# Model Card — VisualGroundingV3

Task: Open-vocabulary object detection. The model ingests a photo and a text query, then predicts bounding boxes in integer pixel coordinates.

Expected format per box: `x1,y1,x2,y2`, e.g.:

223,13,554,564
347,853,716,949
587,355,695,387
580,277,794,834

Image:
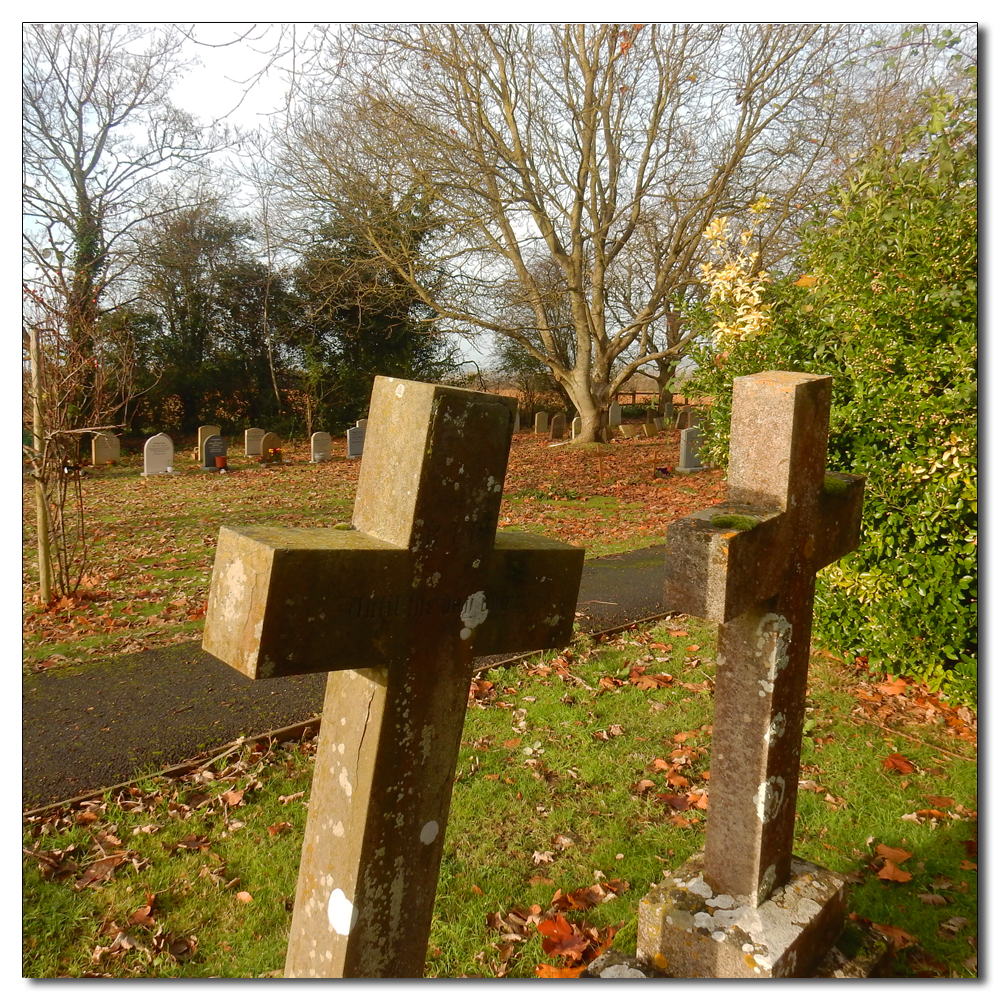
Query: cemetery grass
22,430,724,673
23,620,977,978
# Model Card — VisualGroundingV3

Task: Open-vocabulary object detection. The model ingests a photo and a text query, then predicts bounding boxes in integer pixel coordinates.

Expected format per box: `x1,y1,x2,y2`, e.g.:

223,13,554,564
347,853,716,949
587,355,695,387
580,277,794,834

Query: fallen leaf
75,853,127,890
236,891,253,903
536,963,585,978
533,850,555,865
877,859,912,882
883,753,916,774
267,822,294,836
221,789,244,807
877,678,908,696
502,737,522,748
876,844,913,865
870,922,918,949
925,795,954,808
918,894,948,906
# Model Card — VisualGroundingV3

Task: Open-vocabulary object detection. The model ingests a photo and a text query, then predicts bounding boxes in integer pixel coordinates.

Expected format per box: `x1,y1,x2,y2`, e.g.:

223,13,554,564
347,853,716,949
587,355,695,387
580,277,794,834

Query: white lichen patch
753,775,786,823
766,713,786,744
420,820,440,845
332,821,345,838
460,591,489,640
327,888,359,935
395,383,406,398
339,768,353,798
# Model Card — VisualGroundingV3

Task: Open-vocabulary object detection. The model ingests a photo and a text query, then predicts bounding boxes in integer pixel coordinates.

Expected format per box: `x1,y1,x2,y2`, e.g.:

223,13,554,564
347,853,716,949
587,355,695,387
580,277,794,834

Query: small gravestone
609,402,622,427
675,408,690,430
513,410,520,433
310,432,332,463
534,411,549,434
197,425,221,464
91,432,120,465
642,421,658,438
663,397,675,422
653,417,665,432
645,407,656,423
617,424,640,440
356,418,368,430
245,428,266,457
203,435,226,470
203,377,584,977
549,413,566,440
638,371,866,978
571,416,582,439
142,433,179,476
676,426,705,473
346,425,366,459
260,432,283,463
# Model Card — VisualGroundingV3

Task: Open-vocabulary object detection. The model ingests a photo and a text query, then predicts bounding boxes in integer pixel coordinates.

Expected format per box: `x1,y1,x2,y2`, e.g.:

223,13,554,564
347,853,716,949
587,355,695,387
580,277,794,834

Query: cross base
636,853,851,978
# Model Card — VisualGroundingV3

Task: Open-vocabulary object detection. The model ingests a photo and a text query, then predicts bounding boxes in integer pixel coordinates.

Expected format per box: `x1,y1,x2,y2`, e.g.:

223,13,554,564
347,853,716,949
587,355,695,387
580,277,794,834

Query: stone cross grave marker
197,425,221,464
260,432,282,462
91,432,120,465
637,371,865,978
142,433,178,476
245,427,265,457
346,425,365,459
202,435,226,469
533,411,549,434
203,377,584,978
311,431,332,463
549,412,566,440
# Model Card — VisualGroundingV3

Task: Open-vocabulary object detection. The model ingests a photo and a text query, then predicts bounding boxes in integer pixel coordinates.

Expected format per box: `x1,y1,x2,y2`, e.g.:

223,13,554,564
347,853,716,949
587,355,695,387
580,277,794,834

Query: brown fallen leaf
877,859,912,882
267,822,294,836
877,678,908,696
221,788,244,807
918,893,948,905
876,844,914,865
883,753,916,774
536,963,585,978
75,853,128,890
236,891,253,903
925,795,954,808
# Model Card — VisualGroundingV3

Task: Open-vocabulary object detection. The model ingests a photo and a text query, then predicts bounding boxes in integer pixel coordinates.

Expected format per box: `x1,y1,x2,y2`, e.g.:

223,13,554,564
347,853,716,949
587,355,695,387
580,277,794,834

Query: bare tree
23,22,222,425
272,23,890,440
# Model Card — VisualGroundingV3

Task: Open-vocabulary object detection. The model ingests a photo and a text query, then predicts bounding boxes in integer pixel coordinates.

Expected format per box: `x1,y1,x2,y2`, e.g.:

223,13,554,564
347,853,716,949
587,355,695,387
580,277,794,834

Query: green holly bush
685,87,977,705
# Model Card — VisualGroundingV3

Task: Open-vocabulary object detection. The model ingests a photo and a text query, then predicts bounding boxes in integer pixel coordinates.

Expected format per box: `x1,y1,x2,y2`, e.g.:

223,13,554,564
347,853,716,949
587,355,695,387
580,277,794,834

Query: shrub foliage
686,89,977,704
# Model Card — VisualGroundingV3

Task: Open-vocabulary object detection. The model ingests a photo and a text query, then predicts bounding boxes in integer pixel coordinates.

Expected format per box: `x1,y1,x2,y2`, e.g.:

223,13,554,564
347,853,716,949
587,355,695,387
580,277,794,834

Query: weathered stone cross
203,377,584,978
638,371,865,978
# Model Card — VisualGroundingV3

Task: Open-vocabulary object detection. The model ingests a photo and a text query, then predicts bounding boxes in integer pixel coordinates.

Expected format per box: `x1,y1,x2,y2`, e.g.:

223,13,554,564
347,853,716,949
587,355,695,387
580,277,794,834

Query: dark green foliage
686,88,977,704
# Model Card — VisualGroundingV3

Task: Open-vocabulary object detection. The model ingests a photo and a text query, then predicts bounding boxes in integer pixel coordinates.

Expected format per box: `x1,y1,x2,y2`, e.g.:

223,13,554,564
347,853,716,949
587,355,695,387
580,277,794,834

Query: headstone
198,425,221,464
245,428,266,457
617,425,640,440
203,435,226,470
549,413,566,440
513,410,520,433
609,401,622,427
675,408,691,430
534,411,549,434
310,432,332,463
638,372,866,978
645,407,656,423
260,432,283,463
142,433,178,476
663,397,675,422
356,418,368,430
676,426,705,473
91,432,120,465
653,417,665,431
203,376,585,978
642,422,658,438
571,416,582,439
346,425,366,459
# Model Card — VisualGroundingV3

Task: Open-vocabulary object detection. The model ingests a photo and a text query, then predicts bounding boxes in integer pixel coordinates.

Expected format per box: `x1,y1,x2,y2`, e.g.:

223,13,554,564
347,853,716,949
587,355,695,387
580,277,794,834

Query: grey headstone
534,411,549,434
571,416,582,439
260,432,283,462
676,426,704,473
245,427,265,457
203,435,227,469
91,432,120,465
198,425,221,464
346,425,366,459
549,413,566,440
311,432,332,463
142,433,177,476
608,402,622,427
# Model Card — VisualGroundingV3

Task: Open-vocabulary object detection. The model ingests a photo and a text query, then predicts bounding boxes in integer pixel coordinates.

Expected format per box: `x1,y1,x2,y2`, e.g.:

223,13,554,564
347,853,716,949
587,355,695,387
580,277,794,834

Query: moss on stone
822,473,849,495
710,514,759,531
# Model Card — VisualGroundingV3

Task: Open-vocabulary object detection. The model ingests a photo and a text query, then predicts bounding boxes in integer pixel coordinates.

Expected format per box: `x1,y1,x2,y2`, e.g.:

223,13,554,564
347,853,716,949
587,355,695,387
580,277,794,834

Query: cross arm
202,525,583,680
812,473,866,569
663,505,790,623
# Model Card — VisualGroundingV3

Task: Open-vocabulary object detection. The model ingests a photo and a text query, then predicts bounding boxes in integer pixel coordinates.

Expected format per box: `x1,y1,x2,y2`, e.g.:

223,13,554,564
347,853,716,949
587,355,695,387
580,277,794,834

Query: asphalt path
23,545,668,810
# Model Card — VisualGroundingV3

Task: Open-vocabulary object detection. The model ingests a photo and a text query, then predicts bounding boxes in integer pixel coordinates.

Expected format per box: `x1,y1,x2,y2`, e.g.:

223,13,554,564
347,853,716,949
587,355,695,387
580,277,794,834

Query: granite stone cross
202,377,584,978
638,371,865,977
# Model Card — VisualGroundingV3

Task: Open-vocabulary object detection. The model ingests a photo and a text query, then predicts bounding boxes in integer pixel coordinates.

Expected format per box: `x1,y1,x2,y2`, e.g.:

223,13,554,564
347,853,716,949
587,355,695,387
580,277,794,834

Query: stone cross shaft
663,372,864,905
203,377,583,977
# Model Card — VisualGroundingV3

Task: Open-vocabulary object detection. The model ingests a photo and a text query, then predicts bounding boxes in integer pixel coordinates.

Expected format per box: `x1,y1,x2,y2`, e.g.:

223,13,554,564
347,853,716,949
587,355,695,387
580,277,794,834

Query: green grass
23,619,977,978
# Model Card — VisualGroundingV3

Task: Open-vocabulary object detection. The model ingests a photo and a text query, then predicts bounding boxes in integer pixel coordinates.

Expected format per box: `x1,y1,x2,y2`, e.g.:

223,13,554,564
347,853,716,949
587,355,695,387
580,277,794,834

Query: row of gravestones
201,372,876,979
91,425,366,477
